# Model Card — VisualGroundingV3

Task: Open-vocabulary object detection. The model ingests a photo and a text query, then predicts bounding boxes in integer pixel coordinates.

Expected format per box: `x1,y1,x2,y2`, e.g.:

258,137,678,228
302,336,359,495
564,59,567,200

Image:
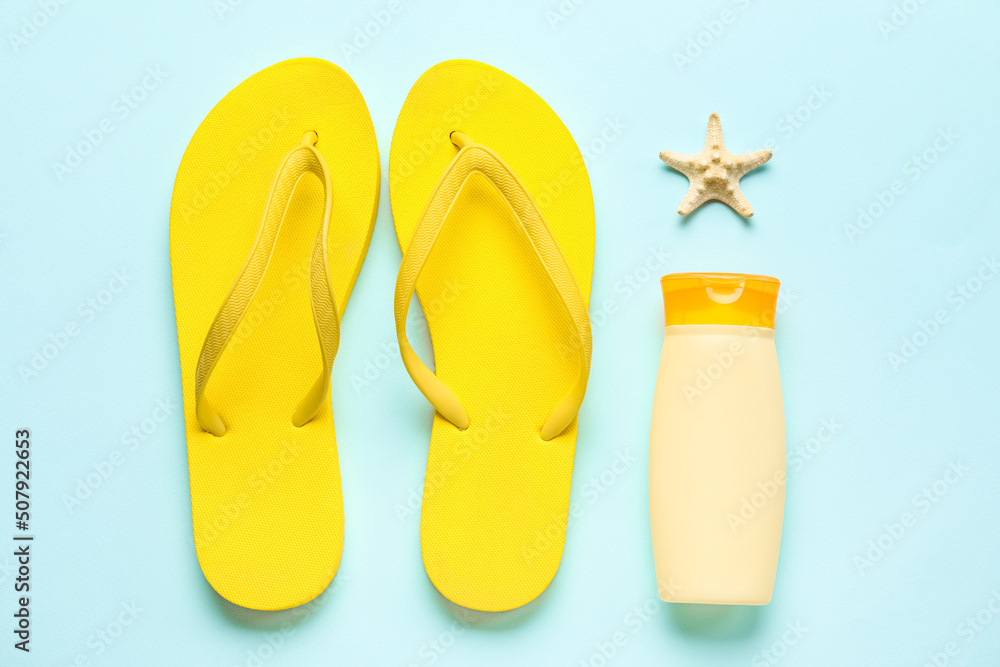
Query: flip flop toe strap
394,132,592,441
194,132,340,436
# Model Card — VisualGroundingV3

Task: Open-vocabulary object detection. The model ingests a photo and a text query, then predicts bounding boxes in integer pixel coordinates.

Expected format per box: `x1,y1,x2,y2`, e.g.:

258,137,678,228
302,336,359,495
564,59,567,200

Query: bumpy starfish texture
659,113,772,218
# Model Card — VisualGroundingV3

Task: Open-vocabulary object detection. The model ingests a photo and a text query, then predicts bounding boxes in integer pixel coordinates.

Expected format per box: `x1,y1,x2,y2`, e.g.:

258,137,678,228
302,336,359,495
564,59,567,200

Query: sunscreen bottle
649,272,785,605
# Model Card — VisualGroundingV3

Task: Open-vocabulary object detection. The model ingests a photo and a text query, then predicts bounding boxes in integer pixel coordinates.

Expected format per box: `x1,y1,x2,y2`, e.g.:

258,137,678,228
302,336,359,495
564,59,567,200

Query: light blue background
2,0,999,665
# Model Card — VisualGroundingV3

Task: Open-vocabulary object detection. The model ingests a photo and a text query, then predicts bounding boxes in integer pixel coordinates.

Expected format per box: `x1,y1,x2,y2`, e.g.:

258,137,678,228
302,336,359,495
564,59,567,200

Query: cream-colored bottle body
649,324,785,605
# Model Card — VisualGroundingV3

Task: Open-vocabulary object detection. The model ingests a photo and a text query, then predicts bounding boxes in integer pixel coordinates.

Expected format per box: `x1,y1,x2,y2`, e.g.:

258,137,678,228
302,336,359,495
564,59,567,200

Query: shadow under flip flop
431,579,554,631
208,577,343,632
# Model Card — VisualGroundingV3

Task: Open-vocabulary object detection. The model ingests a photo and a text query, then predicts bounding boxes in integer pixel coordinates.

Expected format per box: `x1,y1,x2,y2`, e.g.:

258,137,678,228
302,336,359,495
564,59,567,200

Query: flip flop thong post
170,58,379,610
390,60,595,612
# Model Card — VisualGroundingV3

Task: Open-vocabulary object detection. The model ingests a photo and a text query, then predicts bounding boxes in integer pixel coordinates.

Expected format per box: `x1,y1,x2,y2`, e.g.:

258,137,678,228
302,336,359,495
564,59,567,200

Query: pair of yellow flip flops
170,58,594,612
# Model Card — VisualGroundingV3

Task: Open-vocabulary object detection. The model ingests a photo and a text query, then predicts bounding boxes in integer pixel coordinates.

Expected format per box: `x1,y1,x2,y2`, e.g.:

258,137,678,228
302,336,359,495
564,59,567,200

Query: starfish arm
677,184,711,216
704,112,725,150
659,150,701,176
733,149,772,177
719,184,755,218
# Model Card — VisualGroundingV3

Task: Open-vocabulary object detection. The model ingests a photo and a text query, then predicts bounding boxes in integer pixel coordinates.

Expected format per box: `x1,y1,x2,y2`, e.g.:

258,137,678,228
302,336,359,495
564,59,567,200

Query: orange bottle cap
660,272,781,328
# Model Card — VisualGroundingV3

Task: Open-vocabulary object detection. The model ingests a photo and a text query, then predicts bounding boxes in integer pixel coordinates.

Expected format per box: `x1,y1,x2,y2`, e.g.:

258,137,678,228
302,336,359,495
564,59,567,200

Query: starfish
659,113,772,218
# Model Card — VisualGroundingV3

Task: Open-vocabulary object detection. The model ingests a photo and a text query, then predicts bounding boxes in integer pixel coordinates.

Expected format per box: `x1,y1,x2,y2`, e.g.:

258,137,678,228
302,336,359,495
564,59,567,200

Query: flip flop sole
390,60,594,612
170,58,379,610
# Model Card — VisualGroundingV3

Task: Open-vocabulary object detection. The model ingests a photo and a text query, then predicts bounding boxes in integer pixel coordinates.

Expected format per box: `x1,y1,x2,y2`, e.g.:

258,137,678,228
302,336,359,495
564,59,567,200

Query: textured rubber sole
389,60,594,612
170,58,379,610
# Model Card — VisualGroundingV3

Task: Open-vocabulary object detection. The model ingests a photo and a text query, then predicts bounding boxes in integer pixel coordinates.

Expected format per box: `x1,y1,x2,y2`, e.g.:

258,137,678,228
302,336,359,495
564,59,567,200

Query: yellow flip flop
170,58,379,610
389,60,595,611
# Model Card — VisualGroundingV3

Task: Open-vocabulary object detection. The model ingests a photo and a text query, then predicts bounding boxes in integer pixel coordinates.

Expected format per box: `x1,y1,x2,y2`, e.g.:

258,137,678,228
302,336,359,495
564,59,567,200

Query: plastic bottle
649,272,785,605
